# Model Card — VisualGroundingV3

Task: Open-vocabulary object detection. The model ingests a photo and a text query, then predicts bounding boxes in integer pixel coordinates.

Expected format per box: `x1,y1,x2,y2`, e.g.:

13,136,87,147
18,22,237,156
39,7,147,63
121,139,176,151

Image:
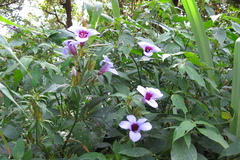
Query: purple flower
62,40,80,56
68,26,100,43
137,85,163,108
119,115,152,142
98,55,118,75
138,42,161,57
10,25,18,32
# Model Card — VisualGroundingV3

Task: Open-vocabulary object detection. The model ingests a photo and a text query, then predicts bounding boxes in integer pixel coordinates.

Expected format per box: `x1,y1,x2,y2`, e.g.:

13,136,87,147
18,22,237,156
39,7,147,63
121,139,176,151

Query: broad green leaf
0,35,30,78
13,69,23,85
0,83,22,110
184,52,205,66
12,138,25,160
118,33,134,57
119,147,151,157
91,1,103,29
197,153,208,160
2,125,19,139
114,83,130,95
79,152,106,160
197,126,229,149
171,138,197,160
185,66,206,88
220,142,240,157
171,94,188,114
232,22,240,34
111,0,120,18
30,65,41,88
173,120,196,141
212,28,226,45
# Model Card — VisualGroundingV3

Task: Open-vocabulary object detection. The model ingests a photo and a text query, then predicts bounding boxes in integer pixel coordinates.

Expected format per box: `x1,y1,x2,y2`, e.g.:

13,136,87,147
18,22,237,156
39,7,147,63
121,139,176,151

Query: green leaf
79,152,106,160
111,0,120,18
118,32,134,57
12,138,25,160
185,66,206,88
91,1,103,29
30,65,41,88
0,15,21,28
114,83,130,95
0,35,30,77
119,147,151,157
220,142,240,157
13,69,23,85
171,138,197,160
182,0,214,91
173,120,196,141
171,94,188,114
212,28,226,45
232,22,240,34
0,83,22,111
184,52,205,66
2,125,19,139
197,126,229,149
78,96,106,119
229,38,240,138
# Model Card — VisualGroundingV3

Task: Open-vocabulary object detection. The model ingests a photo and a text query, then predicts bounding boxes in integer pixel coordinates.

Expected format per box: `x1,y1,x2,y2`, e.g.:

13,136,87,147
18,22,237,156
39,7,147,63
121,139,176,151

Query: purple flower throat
145,92,153,100
131,123,139,132
145,47,152,52
79,31,88,38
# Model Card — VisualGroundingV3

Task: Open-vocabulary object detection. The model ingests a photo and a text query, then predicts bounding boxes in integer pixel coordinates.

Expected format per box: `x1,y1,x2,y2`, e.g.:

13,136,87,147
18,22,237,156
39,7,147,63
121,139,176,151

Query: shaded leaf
119,147,151,157
171,94,188,114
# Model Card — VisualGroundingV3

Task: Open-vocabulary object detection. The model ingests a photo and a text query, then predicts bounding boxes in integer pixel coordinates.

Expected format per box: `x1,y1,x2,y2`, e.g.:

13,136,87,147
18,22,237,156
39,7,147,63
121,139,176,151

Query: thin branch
43,7,67,28
0,0,18,7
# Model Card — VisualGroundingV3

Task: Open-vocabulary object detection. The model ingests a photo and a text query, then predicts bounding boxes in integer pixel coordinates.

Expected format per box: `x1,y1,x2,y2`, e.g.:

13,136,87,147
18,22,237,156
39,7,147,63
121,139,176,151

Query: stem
130,54,142,86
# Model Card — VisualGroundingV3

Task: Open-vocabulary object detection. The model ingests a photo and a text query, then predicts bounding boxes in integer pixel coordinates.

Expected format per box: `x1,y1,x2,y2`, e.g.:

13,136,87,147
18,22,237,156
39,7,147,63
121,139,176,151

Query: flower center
145,92,153,100
79,31,88,38
131,123,139,132
145,46,152,52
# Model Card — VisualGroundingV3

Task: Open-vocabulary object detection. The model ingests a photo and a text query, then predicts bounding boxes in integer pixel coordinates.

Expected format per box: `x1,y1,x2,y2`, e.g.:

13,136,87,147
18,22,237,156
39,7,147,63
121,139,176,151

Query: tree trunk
64,0,72,28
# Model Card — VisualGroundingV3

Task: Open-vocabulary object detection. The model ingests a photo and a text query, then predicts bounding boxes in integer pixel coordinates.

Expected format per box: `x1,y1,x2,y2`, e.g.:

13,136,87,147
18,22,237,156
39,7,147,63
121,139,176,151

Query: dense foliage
0,0,240,159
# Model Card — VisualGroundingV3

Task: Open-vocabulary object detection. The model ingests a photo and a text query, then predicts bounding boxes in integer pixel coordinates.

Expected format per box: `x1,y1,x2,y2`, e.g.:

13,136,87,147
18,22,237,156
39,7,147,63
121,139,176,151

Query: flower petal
87,29,100,37
139,122,152,131
62,47,69,55
99,64,110,74
129,131,141,142
75,36,89,42
147,88,163,99
137,85,147,96
143,51,153,57
152,45,161,53
138,42,148,49
109,68,119,75
126,115,136,123
137,118,147,125
146,99,158,108
119,121,131,130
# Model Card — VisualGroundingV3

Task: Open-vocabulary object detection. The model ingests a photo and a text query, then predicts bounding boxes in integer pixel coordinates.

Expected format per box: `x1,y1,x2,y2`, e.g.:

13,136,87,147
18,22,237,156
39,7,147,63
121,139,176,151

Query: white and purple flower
119,115,152,142
10,25,18,32
137,85,163,108
62,39,80,56
68,26,99,43
138,42,161,57
98,55,118,75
